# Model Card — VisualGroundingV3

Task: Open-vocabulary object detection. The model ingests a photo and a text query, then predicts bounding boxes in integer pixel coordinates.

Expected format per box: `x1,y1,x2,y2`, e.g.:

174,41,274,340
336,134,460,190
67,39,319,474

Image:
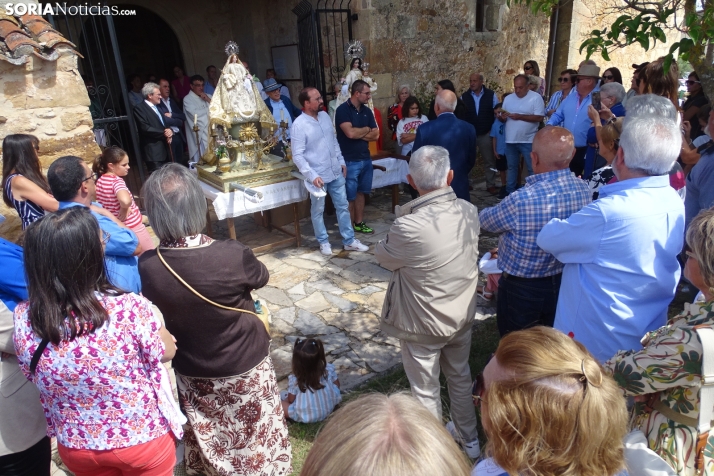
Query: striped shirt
479,169,591,278
287,363,341,423
95,174,143,228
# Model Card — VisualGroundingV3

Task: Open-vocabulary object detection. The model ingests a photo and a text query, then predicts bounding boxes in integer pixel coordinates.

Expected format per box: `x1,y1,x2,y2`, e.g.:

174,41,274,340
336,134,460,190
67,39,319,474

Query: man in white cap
547,63,600,175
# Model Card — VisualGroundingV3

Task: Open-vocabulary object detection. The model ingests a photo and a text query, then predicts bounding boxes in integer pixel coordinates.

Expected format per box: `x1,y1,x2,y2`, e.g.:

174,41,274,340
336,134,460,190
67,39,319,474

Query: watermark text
5,3,137,16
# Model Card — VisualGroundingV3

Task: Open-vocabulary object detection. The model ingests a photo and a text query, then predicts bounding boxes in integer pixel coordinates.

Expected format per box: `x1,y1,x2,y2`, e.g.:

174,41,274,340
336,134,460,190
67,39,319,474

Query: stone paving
205,180,503,392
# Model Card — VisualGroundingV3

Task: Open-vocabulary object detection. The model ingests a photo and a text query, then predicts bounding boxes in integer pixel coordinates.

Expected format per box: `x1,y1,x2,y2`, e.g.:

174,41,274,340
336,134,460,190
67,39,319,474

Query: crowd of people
2,53,714,476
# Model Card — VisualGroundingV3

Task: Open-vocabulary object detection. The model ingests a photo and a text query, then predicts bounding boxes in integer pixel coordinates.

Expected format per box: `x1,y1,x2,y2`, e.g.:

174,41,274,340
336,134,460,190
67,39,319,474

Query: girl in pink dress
93,147,155,253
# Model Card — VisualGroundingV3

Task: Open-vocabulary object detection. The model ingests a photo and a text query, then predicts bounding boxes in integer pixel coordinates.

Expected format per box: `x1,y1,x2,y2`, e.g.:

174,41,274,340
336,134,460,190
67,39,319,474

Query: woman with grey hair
138,164,291,475
605,207,714,476
388,84,411,141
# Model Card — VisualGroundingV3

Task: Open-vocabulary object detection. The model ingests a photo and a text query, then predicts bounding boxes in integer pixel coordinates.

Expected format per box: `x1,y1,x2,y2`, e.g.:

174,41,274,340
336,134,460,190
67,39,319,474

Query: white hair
600,82,626,103
435,93,457,112
620,115,681,175
409,146,451,191
625,94,677,122
141,82,159,99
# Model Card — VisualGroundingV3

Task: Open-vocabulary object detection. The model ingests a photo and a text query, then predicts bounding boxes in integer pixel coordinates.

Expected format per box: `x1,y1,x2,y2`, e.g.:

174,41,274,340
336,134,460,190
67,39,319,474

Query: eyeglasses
101,230,111,245
603,75,614,80
358,90,371,96
471,353,494,407
687,80,701,86
686,250,698,261
472,373,485,407
524,65,533,71
636,78,642,85
83,173,98,183
558,77,570,83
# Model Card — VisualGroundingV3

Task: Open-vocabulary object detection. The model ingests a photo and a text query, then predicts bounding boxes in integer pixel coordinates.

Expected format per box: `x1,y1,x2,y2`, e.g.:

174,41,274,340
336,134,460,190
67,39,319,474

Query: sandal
477,285,493,301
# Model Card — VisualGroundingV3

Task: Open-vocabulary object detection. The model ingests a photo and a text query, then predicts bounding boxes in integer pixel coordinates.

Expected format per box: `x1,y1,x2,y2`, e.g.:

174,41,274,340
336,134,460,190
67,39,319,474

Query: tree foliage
507,0,714,98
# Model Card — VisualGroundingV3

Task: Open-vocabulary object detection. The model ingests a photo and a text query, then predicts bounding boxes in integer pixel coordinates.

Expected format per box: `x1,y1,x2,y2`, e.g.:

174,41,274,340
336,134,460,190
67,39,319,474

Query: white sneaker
446,421,481,459
319,243,333,255
344,239,369,252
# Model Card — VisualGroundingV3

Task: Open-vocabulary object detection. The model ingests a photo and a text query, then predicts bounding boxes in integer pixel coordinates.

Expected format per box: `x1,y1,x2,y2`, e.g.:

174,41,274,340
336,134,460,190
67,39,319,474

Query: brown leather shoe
487,186,499,195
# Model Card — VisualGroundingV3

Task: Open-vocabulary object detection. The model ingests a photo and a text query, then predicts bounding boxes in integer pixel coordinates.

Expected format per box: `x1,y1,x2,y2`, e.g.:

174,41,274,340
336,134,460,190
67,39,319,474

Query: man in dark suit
157,78,187,166
412,90,476,203
461,72,499,195
132,82,173,172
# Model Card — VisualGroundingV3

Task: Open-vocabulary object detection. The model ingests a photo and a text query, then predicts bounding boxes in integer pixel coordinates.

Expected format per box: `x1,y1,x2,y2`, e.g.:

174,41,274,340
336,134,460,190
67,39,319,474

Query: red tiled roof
0,8,77,65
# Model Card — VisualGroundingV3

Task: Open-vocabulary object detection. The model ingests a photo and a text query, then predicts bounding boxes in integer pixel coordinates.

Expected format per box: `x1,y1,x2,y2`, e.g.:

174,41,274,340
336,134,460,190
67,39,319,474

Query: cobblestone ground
50,178,501,476
206,180,502,392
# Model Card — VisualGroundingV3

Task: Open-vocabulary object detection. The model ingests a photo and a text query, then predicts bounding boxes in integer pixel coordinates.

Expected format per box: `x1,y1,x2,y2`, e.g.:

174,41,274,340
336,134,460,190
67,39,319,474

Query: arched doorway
113,5,184,85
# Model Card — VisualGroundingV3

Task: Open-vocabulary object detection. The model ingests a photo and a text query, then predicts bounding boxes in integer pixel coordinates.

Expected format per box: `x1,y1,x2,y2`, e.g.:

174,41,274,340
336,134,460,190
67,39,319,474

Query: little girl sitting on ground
93,147,155,253
282,338,341,423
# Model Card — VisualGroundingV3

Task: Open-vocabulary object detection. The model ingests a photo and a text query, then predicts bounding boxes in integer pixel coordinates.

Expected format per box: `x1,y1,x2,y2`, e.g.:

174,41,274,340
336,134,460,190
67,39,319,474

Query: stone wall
0,50,100,242
349,0,551,149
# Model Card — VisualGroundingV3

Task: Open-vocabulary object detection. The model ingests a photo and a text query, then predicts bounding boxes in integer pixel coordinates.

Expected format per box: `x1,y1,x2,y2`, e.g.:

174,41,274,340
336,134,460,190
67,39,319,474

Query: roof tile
0,7,77,63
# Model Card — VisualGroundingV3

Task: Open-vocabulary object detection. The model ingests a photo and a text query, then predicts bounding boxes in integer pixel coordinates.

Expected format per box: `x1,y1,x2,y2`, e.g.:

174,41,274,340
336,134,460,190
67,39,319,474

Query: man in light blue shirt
537,115,685,362
48,156,142,294
263,78,302,140
547,64,601,176
291,87,368,255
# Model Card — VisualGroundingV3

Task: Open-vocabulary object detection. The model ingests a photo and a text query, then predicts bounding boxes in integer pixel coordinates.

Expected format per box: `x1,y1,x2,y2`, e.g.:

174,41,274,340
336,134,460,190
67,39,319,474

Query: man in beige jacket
375,145,481,458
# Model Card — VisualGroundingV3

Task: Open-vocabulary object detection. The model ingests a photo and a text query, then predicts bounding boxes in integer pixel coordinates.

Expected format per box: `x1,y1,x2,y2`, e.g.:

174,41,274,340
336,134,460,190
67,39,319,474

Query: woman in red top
93,147,155,253
387,85,410,142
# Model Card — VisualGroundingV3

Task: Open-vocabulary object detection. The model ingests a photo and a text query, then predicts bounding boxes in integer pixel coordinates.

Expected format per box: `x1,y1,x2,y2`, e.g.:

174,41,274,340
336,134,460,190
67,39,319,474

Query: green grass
287,317,501,475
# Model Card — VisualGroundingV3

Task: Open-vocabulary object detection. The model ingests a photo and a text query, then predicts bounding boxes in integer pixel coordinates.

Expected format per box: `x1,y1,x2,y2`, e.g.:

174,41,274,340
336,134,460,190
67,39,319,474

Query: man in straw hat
547,63,601,176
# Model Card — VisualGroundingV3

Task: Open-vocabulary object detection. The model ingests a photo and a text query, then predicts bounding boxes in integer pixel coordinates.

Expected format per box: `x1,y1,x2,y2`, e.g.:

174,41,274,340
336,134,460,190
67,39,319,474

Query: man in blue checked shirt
480,127,591,336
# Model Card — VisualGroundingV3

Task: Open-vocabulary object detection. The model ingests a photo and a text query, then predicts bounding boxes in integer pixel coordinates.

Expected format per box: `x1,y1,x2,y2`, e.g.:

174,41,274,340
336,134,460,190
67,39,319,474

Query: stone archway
111,5,184,84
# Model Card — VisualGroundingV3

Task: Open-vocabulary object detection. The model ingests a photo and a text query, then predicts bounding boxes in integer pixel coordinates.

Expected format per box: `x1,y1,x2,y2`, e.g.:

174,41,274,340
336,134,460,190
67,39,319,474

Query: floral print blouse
605,301,714,476
13,292,183,450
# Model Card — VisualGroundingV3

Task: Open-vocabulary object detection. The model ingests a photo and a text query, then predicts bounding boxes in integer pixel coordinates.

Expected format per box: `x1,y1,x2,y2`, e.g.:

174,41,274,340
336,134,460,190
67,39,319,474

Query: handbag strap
156,247,259,318
29,338,50,375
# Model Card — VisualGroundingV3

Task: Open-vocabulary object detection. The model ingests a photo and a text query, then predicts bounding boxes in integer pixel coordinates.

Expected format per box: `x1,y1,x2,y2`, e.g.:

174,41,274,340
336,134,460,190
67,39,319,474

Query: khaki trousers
401,325,479,442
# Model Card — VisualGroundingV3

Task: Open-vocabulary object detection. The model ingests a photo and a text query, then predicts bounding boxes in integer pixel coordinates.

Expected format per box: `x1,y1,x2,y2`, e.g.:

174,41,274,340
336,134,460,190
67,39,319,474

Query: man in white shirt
291,87,369,255
503,74,546,196
183,75,212,164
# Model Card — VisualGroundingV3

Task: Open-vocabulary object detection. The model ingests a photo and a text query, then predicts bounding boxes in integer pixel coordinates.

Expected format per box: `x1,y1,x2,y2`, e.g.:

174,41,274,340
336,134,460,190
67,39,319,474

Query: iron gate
293,0,353,102
47,3,145,184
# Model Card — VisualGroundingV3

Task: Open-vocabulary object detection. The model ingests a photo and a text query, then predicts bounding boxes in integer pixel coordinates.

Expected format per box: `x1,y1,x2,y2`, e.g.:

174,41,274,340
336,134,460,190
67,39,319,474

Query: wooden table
200,179,306,252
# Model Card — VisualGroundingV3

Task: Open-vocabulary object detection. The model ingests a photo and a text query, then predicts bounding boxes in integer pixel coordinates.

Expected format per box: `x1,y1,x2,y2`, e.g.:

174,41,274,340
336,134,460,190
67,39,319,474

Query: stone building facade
0,9,99,241
107,0,679,142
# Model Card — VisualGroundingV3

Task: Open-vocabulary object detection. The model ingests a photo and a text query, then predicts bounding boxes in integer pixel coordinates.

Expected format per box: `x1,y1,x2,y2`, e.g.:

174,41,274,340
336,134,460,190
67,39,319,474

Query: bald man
479,126,591,336
412,89,476,202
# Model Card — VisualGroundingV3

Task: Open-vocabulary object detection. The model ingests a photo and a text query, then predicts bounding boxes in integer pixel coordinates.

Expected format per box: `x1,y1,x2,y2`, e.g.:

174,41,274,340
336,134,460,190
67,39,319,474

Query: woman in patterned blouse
605,208,714,475
13,207,181,476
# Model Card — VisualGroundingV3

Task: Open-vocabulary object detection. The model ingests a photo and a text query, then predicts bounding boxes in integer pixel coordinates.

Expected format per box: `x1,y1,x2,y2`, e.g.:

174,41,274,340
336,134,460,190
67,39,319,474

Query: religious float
195,41,294,195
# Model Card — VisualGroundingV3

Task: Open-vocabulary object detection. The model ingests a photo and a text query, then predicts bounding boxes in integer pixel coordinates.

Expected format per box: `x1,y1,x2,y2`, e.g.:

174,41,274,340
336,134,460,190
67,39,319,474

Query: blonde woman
473,326,628,476
300,393,471,476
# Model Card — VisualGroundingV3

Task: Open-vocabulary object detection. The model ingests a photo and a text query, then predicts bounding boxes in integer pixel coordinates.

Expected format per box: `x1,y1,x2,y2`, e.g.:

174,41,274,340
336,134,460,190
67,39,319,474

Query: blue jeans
505,143,534,193
345,160,373,201
496,272,562,336
310,175,355,246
